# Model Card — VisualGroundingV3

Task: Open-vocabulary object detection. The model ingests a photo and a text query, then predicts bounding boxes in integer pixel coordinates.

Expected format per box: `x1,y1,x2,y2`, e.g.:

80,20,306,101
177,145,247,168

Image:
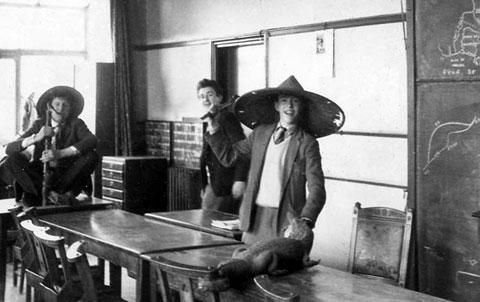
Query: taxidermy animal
215,214,320,283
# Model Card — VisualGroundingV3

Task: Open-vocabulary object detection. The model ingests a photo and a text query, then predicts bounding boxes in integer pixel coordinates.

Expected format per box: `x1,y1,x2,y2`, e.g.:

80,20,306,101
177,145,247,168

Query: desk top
146,209,242,240
40,209,240,256
0,197,113,216
143,245,450,302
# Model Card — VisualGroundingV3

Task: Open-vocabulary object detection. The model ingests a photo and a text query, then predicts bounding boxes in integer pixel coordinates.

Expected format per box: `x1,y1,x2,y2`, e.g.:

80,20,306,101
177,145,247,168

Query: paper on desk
211,219,240,230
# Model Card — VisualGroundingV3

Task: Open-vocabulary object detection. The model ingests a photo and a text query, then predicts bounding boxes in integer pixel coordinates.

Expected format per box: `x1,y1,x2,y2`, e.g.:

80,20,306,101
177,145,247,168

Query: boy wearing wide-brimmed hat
5,86,98,206
204,75,344,244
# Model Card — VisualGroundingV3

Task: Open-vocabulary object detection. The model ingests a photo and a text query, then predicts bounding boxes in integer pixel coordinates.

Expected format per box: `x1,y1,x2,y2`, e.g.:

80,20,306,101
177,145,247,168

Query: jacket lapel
250,125,276,192
281,129,302,189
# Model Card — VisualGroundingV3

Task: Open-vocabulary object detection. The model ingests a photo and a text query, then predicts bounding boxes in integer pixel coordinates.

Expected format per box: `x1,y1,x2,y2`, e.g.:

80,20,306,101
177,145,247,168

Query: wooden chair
13,207,43,302
8,205,30,294
347,202,413,287
19,219,51,302
149,256,228,302
66,240,125,302
30,227,82,302
9,206,43,293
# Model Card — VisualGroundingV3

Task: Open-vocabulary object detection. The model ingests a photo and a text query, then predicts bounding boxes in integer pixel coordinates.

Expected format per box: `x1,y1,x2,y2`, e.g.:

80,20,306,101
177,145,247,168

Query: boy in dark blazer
204,75,344,244
197,79,248,214
5,86,98,206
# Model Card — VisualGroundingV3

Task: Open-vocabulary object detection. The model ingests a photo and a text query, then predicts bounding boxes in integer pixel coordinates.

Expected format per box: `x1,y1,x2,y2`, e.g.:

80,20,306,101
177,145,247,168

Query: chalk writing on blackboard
438,0,480,75
423,116,480,174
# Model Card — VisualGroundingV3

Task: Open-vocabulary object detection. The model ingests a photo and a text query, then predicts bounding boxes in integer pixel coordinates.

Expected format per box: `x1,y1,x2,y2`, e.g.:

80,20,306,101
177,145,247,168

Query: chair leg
13,258,19,286
33,289,41,302
19,265,25,294
98,257,105,282
26,284,32,302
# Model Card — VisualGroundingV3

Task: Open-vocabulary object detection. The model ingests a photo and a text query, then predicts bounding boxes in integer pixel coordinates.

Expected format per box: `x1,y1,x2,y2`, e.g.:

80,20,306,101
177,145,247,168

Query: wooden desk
39,209,241,302
143,245,451,302
0,197,113,302
146,209,242,240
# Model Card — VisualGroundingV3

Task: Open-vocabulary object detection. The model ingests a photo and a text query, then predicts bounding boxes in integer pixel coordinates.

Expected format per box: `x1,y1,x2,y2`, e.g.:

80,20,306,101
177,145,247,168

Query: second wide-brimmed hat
36,86,84,119
234,75,345,138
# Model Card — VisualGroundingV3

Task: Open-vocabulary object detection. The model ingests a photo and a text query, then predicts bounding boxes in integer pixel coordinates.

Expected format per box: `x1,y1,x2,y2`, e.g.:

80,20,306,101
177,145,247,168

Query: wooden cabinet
101,156,168,214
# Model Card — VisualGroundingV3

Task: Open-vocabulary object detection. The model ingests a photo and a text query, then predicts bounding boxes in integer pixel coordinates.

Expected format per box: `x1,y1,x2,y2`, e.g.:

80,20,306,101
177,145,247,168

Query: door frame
211,33,267,95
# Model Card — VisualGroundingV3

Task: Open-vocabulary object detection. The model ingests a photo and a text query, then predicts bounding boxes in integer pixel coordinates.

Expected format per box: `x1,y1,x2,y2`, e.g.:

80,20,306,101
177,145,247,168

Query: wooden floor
5,255,136,302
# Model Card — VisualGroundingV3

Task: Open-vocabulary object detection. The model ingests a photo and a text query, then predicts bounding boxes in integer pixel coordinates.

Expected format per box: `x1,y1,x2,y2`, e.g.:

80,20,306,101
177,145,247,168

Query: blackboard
417,0,480,80
416,82,480,299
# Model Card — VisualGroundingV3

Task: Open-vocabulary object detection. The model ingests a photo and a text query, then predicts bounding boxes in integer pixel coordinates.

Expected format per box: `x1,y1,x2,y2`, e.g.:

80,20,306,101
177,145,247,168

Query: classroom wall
127,0,408,271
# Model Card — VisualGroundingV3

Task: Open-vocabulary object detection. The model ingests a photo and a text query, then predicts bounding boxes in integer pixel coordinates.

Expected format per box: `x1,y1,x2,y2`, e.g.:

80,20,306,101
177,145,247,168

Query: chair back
9,206,24,241
19,218,48,275
150,256,223,302
10,206,39,245
66,240,97,302
18,214,49,301
9,206,28,256
347,202,413,287
31,227,80,302
10,206,40,244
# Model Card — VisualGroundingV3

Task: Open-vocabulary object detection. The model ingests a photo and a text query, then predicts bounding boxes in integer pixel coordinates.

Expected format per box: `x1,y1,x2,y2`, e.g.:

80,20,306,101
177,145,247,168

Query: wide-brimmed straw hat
234,75,345,138
36,86,84,119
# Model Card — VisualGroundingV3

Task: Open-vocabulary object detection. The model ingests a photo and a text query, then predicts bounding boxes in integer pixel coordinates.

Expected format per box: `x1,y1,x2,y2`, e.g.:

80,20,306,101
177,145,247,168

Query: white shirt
255,130,292,208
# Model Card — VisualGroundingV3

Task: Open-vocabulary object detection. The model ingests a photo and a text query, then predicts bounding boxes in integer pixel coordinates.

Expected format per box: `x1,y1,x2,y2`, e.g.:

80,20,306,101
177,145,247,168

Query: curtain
111,0,133,156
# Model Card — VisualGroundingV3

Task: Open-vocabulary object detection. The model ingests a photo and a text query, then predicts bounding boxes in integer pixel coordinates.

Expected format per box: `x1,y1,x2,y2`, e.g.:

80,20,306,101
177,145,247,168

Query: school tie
52,125,62,149
274,126,287,144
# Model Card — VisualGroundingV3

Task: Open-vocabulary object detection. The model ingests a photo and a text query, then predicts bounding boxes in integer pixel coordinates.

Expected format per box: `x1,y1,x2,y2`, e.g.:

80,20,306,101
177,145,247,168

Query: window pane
0,6,85,50
22,55,84,94
0,59,16,144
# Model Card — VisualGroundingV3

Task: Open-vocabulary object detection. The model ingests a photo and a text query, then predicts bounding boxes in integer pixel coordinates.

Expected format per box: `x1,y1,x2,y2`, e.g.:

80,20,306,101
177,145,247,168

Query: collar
276,123,297,137
51,120,66,129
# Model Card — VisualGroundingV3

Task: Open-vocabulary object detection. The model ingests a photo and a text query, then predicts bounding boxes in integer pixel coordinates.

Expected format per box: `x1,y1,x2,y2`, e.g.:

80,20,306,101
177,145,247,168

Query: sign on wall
417,0,480,80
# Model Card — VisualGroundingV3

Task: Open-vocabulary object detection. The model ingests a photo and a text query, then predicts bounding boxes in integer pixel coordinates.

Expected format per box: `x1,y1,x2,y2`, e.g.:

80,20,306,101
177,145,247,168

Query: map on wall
417,0,480,79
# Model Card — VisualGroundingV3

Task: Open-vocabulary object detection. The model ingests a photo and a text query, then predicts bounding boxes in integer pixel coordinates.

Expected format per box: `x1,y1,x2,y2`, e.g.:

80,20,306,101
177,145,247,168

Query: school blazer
6,117,97,162
200,110,248,196
206,123,326,233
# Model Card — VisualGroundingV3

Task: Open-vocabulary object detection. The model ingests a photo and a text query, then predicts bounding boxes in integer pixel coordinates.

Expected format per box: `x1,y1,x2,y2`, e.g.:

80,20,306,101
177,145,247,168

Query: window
0,0,111,143
0,5,86,50
0,59,15,144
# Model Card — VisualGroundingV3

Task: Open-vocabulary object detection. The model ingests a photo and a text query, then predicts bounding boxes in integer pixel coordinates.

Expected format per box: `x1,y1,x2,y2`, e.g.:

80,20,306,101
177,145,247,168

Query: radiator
168,167,201,211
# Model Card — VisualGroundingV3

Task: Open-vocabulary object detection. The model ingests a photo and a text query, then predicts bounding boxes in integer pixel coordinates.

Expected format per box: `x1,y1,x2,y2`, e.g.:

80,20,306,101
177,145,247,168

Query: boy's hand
232,181,246,199
40,149,60,163
202,113,220,134
35,126,54,142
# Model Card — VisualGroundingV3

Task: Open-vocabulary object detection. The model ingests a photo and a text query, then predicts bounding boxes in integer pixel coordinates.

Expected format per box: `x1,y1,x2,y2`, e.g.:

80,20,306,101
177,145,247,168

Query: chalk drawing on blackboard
423,116,480,174
438,0,480,67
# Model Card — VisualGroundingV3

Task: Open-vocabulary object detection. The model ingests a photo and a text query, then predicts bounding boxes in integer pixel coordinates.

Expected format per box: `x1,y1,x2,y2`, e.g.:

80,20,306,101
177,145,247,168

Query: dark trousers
5,150,99,206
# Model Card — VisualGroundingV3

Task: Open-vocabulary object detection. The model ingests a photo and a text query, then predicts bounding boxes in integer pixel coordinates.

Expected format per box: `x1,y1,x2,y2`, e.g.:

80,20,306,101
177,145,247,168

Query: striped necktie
274,127,286,144
52,125,62,149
